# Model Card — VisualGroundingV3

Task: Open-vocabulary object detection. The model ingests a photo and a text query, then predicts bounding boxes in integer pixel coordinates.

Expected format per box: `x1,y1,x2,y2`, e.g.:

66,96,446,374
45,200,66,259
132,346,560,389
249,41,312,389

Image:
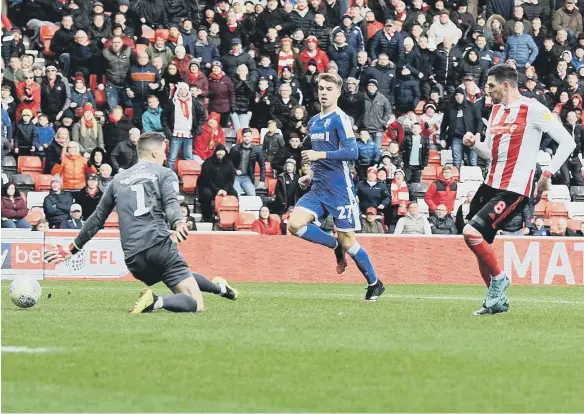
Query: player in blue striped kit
287,73,386,301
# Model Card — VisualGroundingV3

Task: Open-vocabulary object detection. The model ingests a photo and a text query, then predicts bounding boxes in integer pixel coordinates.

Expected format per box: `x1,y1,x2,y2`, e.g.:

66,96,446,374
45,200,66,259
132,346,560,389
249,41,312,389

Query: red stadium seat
568,219,583,231
104,212,119,228
534,200,546,217
18,156,43,174
35,174,54,191
94,88,106,107
142,26,155,43
255,161,274,179
40,24,59,57
266,176,277,196
415,100,426,115
218,211,236,230
25,210,44,226
234,212,255,231
181,175,198,194
421,165,438,183
154,29,169,41
428,149,441,165
546,202,569,218
236,128,261,145
215,195,238,213
124,107,134,122
89,74,98,91
177,160,201,177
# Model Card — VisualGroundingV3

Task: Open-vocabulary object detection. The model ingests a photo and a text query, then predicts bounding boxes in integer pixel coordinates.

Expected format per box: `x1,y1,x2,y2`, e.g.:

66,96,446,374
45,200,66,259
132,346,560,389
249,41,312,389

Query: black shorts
125,237,192,288
466,184,528,244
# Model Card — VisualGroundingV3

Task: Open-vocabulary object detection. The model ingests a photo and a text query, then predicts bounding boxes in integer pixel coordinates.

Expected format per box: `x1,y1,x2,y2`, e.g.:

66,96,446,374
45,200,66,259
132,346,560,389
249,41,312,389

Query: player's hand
298,174,312,189
171,222,189,244
522,227,531,235
538,173,552,193
44,244,73,265
462,132,476,148
377,204,384,209
236,169,242,176
217,189,227,196
301,150,323,163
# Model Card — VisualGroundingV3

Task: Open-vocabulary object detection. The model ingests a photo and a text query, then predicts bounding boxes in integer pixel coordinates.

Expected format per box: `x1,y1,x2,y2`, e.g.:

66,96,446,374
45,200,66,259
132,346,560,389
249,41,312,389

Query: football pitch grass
2,282,584,413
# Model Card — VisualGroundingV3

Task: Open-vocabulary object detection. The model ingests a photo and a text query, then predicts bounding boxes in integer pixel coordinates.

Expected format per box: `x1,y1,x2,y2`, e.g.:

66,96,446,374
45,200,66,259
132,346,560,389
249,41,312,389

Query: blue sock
347,242,378,285
296,224,337,249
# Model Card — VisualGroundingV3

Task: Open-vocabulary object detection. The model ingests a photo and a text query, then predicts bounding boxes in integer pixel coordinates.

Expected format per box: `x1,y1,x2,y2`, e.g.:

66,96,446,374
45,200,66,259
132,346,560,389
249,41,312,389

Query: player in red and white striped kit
462,64,576,315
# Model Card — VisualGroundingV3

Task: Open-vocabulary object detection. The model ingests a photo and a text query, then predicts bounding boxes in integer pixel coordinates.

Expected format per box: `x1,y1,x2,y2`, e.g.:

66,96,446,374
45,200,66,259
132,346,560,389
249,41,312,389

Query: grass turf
2,281,584,413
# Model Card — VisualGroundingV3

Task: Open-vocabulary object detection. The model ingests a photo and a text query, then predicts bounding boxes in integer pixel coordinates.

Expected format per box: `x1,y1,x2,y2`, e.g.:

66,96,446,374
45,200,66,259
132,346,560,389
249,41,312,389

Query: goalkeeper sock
159,294,198,312
192,272,221,294
347,242,378,285
295,224,337,249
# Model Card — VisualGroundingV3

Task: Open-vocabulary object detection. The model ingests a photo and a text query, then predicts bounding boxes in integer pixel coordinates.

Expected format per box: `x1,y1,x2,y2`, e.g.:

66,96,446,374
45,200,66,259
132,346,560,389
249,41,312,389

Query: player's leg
190,271,238,300
337,230,385,302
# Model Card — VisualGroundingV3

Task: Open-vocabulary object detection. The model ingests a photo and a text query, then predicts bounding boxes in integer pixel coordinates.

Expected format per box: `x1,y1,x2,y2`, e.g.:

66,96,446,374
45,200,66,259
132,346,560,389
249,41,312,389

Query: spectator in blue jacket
333,14,365,52
180,19,197,55
505,21,539,71
327,31,357,79
142,95,166,134
193,27,220,72
33,114,55,158
356,130,381,181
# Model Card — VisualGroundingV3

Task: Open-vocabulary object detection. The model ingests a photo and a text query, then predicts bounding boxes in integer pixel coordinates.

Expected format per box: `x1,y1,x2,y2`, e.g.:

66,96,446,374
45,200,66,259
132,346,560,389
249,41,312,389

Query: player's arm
302,115,358,162
45,184,116,264
535,110,576,179
161,169,189,243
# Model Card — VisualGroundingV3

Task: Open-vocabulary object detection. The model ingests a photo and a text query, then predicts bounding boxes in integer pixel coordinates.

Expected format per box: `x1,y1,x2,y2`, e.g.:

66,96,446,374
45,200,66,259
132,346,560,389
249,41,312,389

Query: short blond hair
317,72,343,89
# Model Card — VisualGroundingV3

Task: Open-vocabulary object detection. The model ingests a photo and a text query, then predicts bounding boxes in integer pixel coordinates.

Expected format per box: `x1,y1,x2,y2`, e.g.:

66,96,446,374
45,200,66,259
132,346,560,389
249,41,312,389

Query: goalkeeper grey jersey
74,161,183,259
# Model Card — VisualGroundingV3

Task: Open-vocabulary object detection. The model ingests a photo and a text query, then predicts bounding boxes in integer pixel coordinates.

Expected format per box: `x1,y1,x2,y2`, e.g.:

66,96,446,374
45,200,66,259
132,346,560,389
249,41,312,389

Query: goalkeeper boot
129,288,156,313
213,277,239,300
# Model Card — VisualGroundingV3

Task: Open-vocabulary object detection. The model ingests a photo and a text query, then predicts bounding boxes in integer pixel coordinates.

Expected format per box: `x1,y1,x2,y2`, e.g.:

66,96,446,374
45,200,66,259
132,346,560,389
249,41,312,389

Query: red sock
478,259,491,287
464,234,502,280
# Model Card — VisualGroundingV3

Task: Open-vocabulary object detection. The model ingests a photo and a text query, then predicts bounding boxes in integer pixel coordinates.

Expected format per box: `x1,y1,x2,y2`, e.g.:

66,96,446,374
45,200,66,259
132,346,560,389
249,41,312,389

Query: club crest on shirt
324,119,331,128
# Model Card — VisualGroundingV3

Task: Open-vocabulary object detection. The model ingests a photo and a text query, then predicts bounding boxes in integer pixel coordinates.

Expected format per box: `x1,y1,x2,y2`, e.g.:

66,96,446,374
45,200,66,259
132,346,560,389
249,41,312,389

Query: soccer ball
9,278,42,309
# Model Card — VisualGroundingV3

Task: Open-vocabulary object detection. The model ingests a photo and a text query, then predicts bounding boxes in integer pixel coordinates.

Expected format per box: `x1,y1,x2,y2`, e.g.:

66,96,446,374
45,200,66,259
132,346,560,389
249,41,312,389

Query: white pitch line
1,346,65,354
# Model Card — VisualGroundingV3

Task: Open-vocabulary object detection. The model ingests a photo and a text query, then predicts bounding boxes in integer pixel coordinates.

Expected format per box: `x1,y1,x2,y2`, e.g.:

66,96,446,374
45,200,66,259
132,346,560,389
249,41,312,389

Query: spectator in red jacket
299,36,330,72
251,206,281,235
1,182,31,228
193,112,225,163
15,70,41,121
424,165,458,215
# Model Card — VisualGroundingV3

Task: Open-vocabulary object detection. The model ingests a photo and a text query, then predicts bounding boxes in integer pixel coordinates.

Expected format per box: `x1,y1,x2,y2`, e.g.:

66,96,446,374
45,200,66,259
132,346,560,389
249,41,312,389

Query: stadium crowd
2,0,584,236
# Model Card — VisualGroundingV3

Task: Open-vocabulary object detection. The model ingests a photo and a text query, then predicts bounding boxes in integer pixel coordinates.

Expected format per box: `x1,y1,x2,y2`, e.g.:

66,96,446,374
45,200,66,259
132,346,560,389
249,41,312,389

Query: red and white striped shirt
483,96,564,196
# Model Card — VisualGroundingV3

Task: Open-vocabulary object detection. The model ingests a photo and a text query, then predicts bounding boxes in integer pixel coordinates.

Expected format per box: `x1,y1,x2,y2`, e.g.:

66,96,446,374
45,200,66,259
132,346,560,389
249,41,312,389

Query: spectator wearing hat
208,61,235,127
389,168,409,223
360,207,385,233
290,0,316,34
420,102,443,149
15,70,41,122
521,75,548,105
101,36,132,110
71,103,104,158
361,78,392,149
333,13,365,53
39,65,70,124
299,36,330,73
356,130,381,181
193,113,225,163
60,203,86,229
301,59,322,115
328,31,357,79
251,206,281,235
277,37,304,76
272,157,300,214
101,106,132,156
222,38,257,79
13,108,37,156
73,173,103,219
440,88,481,170
308,12,333,51
338,76,365,126
1,182,30,229
70,73,96,119
379,143,405,174
111,127,140,173
43,175,75,228
457,49,486,89
394,201,432,234
165,25,184,54
356,166,391,214
229,127,266,196
401,123,428,183
127,53,160,129
505,21,539,72
395,64,421,114
428,203,457,234
371,20,405,63
146,34,175,71
193,28,220,71
553,0,582,36
172,46,195,81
